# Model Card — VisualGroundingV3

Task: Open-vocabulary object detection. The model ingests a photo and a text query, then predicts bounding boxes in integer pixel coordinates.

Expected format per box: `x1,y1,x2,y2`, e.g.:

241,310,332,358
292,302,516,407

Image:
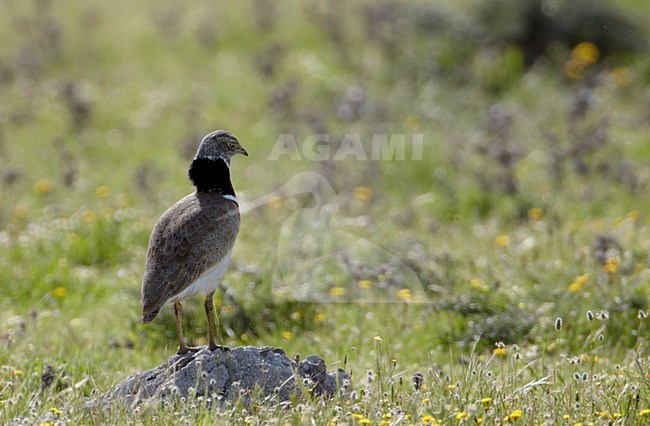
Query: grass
1,0,650,424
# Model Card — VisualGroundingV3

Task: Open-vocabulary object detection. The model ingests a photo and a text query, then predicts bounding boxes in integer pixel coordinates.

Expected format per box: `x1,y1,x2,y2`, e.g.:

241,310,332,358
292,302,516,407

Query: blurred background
1,0,649,372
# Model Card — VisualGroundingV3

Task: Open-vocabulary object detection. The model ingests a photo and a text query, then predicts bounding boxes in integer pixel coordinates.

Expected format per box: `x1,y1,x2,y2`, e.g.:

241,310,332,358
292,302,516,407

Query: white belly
170,249,233,302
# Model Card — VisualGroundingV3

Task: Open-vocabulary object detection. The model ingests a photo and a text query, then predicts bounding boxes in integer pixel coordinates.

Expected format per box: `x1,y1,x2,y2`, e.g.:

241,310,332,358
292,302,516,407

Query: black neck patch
188,158,235,196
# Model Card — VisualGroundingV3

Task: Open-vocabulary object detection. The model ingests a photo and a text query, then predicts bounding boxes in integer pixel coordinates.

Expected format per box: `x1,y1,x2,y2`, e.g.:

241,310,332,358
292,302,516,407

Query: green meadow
1,0,650,424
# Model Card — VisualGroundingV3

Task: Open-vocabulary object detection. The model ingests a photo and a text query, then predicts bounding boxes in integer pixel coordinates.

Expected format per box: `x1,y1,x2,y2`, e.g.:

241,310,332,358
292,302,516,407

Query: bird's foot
208,343,230,352
176,345,201,355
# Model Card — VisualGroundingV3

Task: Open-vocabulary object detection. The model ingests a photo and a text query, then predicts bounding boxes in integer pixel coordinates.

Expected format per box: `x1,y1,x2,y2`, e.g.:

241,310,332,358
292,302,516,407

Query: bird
140,130,247,354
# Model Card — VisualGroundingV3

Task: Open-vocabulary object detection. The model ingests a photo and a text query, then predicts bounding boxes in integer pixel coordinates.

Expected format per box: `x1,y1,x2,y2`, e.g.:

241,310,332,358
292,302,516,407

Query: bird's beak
237,146,248,157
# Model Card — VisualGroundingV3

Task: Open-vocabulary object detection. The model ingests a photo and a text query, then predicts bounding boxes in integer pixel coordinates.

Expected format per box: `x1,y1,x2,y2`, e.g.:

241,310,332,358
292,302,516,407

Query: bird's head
195,130,248,163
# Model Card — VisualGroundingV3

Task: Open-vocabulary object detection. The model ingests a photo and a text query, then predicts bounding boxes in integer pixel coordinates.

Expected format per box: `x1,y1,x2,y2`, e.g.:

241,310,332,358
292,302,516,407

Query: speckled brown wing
140,192,240,322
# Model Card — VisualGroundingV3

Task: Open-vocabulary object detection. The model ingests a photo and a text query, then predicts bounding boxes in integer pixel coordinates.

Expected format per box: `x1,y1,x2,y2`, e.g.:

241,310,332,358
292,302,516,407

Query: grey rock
95,346,348,408
298,354,348,397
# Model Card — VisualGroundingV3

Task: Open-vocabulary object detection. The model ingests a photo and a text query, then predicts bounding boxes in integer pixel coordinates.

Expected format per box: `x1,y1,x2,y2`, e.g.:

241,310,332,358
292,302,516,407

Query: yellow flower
456,411,469,420
639,408,650,416
565,59,585,80
95,185,110,198
268,196,283,209
396,288,412,301
351,414,364,420
403,115,421,131
495,235,510,247
330,287,346,297
476,418,483,425
81,209,97,223
506,409,522,421
422,415,436,424
493,348,507,357
314,313,325,322
568,274,588,292
603,258,620,273
572,42,599,64
374,335,382,342
447,384,457,391
281,331,292,340
34,179,54,195
358,280,372,289
469,279,486,291
13,370,23,376
358,418,371,425
49,407,62,416
53,286,68,298
354,186,373,201
422,397,430,403
481,397,492,404
528,207,543,221
563,415,570,420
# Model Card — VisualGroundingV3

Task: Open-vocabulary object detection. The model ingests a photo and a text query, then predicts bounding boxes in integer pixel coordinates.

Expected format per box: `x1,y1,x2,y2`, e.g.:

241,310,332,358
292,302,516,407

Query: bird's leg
204,292,218,350
174,302,192,355
205,292,229,351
